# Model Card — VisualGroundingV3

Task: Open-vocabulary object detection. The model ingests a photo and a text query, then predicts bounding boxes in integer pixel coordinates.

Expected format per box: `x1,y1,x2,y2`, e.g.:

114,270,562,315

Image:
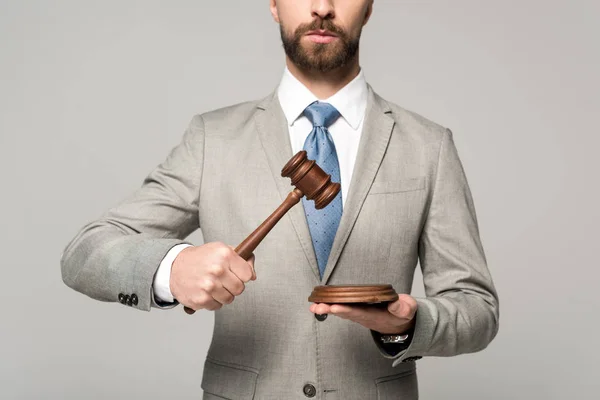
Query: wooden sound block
308,284,399,304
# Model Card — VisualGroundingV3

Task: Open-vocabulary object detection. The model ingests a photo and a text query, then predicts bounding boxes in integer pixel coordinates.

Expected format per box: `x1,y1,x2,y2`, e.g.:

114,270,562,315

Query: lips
305,30,338,44
306,29,337,37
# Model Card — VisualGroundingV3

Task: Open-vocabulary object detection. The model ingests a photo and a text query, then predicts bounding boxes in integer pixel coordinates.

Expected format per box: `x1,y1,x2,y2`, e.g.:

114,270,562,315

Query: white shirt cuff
153,244,193,303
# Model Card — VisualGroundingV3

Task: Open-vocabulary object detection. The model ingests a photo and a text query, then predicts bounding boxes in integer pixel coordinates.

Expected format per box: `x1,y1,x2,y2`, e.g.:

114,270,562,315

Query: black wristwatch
377,323,415,354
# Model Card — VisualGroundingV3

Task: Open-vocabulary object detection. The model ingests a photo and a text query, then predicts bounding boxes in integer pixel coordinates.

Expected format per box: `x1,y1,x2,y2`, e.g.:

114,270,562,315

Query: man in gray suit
61,1,499,399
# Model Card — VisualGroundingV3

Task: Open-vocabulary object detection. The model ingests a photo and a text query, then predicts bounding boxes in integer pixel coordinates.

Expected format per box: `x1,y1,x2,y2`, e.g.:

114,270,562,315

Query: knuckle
217,244,233,259
212,241,226,249
209,263,226,277
201,278,216,292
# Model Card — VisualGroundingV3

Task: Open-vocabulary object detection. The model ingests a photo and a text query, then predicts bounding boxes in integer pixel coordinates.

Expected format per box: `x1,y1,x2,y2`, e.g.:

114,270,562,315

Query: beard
280,18,360,72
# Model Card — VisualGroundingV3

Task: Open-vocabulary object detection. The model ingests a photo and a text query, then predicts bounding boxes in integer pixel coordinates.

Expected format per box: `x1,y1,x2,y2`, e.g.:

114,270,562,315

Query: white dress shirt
153,67,369,303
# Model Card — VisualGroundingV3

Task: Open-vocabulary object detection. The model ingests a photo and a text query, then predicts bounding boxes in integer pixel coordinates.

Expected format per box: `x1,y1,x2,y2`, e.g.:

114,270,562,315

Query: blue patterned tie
301,101,343,278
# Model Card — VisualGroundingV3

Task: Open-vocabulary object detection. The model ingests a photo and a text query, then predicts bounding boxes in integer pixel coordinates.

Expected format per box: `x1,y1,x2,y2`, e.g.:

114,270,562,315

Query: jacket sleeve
60,115,205,311
390,128,500,367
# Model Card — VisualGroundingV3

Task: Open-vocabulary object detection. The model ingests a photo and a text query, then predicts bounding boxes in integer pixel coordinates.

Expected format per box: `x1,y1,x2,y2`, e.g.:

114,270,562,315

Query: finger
211,284,235,305
329,304,373,320
248,254,256,280
190,290,222,311
199,277,234,305
329,305,393,327
220,269,246,296
329,304,356,314
309,303,325,313
310,303,333,315
203,299,223,311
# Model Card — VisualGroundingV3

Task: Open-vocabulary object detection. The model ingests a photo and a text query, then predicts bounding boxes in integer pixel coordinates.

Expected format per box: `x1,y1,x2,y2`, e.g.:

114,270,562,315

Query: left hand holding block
309,294,417,335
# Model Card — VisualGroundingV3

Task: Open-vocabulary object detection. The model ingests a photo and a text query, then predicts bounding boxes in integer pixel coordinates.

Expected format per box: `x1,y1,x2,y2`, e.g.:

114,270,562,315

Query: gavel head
281,150,341,209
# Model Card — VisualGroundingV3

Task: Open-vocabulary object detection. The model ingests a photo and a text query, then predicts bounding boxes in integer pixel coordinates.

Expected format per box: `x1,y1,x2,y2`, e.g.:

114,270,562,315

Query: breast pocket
368,176,426,195
201,358,259,400
346,176,427,283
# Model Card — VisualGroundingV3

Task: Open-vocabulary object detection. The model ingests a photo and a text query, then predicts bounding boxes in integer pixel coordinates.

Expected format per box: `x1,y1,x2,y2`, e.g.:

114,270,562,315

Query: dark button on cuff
303,383,316,398
315,313,328,322
118,293,125,304
131,294,138,306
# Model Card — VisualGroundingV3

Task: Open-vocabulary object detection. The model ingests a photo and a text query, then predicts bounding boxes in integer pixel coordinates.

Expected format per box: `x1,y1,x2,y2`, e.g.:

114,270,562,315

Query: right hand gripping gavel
183,150,340,315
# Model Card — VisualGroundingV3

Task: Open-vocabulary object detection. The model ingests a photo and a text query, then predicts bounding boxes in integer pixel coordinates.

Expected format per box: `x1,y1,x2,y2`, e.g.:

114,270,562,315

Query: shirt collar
277,66,368,130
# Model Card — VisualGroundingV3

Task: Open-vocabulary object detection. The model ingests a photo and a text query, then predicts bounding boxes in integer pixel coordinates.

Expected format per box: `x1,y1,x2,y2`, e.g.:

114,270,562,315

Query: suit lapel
321,86,395,284
254,92,321,281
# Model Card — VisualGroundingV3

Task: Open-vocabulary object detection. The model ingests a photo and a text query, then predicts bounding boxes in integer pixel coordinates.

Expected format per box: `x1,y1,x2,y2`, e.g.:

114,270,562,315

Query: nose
311,0,335,20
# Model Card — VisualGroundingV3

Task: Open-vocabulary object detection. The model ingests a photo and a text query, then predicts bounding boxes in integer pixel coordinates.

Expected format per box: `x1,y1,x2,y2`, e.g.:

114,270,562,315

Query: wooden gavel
183,150,341,315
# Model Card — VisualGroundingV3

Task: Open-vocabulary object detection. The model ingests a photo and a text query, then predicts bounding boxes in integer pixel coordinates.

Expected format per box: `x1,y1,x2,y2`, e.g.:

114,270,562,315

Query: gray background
1,0,598,399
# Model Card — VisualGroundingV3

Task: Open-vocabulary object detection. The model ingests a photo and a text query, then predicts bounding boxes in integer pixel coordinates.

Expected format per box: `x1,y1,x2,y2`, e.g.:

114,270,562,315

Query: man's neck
285,56,361,100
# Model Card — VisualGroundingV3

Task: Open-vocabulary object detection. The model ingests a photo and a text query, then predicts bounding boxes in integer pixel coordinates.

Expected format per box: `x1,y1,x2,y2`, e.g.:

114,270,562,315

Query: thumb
388,294,417,319
387,299,403,316
228,245,257,281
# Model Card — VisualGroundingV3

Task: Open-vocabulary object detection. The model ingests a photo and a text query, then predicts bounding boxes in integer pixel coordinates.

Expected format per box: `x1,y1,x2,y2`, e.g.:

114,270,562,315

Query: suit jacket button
303,384,316,398
315,313,327,322
131,294,138,306
118,293,125,304
123,294,130,305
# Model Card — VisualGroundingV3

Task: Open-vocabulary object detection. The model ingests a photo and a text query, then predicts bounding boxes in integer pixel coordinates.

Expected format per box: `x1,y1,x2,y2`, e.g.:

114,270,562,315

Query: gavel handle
184,188,304,315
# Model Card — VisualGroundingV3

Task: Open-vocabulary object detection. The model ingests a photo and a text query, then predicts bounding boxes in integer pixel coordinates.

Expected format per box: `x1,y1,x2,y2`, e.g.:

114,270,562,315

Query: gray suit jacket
61,85,499,400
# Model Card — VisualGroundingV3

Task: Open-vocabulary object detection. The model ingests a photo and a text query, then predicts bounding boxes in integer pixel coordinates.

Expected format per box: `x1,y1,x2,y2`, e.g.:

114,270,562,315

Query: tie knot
303,101,340,128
